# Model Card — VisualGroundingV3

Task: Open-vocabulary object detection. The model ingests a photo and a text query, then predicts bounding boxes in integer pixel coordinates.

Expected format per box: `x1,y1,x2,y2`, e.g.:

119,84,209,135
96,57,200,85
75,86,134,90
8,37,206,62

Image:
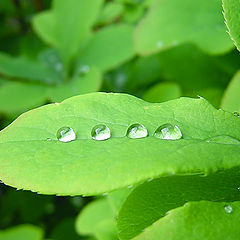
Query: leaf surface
135,0,233,55
0,93,240,195
221,71,240,112
223,0,240,51
118,168,240,239
0,225,43,240
77,24,135,72
75,198,117,240
133,201,240,240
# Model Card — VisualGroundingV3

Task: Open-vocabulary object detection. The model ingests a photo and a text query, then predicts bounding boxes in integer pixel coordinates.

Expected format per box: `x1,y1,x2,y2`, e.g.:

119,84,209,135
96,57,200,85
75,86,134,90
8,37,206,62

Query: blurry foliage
0,0,240,239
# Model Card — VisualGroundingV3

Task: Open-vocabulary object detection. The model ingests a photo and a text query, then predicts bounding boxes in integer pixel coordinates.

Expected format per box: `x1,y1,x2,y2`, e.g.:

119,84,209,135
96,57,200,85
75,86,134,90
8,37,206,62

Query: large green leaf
221,71,240,112
133,201,240,240
0,93,240,195
118,168,240,239
0,225,43,240
223,0,240,51
75,198,117,240
135,0,233,55
0,52,58,84
77,24,135,72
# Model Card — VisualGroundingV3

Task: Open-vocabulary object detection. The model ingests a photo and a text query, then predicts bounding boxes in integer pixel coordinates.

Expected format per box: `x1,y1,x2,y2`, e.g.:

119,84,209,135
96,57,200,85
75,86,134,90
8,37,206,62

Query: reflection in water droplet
57,127,76,142
238,187,240,191
91,124,111,141
233,112,240,117
154,124,182,140
127,124,148,139
206,135,240,145
224,205,233,214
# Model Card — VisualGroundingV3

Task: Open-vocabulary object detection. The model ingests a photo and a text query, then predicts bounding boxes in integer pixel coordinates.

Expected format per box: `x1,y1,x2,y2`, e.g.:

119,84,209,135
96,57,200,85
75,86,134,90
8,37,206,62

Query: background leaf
221,71,240,112
223,0,240,51
118,168,240,239
133,201,240,240
135,0,233,55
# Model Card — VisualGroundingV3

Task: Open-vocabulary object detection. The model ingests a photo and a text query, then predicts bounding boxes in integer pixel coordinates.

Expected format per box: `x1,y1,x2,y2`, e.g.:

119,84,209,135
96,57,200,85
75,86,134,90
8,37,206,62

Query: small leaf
0,52,58,84
223,0,240,51
221,71,240,112
135,0,233,55
0,224,43,240
0,81,46,115
96,2,124,26
77,24,135,72
118,168,240,239
143,82,181,103
32,11,57,47
75,198,117,240
47,67,102,102
133,201,240,240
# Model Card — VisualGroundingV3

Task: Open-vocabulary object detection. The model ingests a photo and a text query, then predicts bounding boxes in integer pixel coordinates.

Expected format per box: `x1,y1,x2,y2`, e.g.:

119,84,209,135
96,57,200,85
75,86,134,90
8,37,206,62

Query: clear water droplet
238,187,240,191
233,112,240,117
127,185,133,189
57,127,76,143
127,124,148,139
154,124,182,140
206,135,240,145
224,205,233,214
46,138,52,141
102,192,109,196
91,124,110,141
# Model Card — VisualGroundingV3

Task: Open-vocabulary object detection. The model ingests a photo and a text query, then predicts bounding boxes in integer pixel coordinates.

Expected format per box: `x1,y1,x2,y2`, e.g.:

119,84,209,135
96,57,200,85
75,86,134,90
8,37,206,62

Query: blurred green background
0,0,239,239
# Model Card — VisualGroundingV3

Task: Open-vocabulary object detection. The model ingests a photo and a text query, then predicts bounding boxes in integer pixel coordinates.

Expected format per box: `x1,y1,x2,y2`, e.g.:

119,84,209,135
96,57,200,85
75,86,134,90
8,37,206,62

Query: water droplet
46,138,52,141
224,205,233,214
57,127,76,143
154,124,182,140
147,178,153,182
127,124,148,139
233,112,240,117
206,135,240,145
91,124,110,141
238,187,240,191
127,185,133,189
156,41,163,48
102,192,109,196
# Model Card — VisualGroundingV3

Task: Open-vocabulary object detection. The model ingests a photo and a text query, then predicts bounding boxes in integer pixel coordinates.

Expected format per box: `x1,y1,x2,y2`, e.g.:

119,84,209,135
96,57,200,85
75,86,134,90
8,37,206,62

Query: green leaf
156,44,231,94
0,52,58,85
77,24,135,72
221,71,240,112
96,2,124,26
118,168,240,239
223,0,240,51
0,81,46,115
47,67,102,102
0,93,240,195
133,201,240,240
135,0,233,55
50,218,80,240
0,225,43,240
31,11,57,47
143,82,181,103
75,198,117,240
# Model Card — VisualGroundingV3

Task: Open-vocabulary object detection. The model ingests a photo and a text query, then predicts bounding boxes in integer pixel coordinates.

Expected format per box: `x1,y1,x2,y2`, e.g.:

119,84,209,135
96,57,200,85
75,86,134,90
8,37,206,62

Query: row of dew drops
56,123,183,143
